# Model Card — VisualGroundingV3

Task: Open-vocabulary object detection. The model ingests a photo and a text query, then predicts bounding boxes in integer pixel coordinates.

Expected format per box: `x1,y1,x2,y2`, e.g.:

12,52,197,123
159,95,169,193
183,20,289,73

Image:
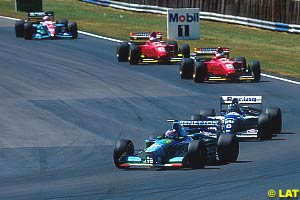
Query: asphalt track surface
0,17,300,200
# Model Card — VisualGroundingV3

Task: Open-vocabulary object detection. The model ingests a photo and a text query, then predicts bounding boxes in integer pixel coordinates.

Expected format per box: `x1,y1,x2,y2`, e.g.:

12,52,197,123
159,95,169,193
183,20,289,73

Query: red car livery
116,32,190,64
179,47,261,83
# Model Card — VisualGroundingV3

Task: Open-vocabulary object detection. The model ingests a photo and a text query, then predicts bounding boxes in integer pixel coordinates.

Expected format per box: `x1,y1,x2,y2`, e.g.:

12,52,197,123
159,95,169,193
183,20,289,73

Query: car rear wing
220,95,263,113
130,32,162,41
192,47,230,56
27,11,54,23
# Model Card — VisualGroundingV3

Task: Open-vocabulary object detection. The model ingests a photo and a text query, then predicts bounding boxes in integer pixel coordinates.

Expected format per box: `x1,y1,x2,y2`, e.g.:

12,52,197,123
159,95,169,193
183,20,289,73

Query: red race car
116,32,190,64
179,47,261,83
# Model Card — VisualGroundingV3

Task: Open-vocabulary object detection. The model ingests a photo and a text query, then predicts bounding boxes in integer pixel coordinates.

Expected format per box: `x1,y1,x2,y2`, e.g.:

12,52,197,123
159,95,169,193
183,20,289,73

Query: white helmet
43,16,50,21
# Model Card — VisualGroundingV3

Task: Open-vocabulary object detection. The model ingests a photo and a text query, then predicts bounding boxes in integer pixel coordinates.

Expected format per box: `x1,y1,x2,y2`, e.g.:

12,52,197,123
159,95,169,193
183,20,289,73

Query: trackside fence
79,0,300,33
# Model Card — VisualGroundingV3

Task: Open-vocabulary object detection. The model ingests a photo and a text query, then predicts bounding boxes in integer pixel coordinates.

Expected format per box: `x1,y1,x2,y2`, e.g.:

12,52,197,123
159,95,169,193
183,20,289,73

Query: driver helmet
150,37,159,43
165,129,178,139
227,103,240,113
215,47,225,58
42,16,51,21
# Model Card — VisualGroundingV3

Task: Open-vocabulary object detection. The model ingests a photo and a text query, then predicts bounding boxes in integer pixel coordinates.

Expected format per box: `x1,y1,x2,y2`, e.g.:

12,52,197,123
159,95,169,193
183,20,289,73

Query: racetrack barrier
79,0,300,34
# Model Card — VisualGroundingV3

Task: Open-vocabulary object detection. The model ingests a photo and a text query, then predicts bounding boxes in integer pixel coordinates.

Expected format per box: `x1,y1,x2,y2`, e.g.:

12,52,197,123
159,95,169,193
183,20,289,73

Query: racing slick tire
258,113,272,140
166,40,178,55
128,44,140,65
179,44,190,58
234,57,247,68
199,109,216,118
217,134,239,162
190,114,202,120
250,60,261,82
15,20,25,38
183,140,207,169
180,58,194,79
193,61,207,83
113,139,134,169
266,107,282,135
68,22,78,39
24,22,34,40
117,42,129,62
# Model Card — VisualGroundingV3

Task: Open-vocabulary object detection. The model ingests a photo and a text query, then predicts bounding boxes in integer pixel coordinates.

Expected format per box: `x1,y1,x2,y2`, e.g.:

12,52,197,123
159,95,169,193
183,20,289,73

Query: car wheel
113,139,134,169
190,114,202,120
183,140,207,169
179,44,190,58
15,20,25,38
116,42,129,62
128,44,140,65
234,57,247,68
24,22,33,40
193,61,207,83
217,134,239,162
250,60,261,82
166,40,178,55
266,107,282,134
68,22,78,39
258,113,272,140
180,58,194,79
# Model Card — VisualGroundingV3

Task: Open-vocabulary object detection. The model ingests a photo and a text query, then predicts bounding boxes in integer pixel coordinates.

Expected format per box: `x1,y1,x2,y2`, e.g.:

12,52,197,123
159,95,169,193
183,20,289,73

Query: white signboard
167,8,200,40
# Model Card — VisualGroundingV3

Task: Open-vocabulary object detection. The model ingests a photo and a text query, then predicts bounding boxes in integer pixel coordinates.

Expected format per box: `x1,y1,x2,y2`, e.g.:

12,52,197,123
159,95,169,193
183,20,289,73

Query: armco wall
111,0,300,25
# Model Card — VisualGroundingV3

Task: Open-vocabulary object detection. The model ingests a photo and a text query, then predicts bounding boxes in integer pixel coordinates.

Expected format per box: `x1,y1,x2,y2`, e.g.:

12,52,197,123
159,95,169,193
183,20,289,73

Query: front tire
217,134,239,162
183,140,207,169
258,113,271,140
24,22,33,40
113,139,134,169
68,22,78,39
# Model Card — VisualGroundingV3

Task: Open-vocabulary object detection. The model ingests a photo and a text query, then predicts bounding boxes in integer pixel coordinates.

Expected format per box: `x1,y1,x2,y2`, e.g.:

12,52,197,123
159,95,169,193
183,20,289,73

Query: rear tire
258,113,271,140
117,42,129,62
113,139,134,169
234,57,246,68
183,140,207,169
217,134,239,162
128,44,140,65
266,107,282,134
199,109,215,118
68,22,78,39
193,61,207,83
250,60,261,82
180,58,194,79
190,114,202,120
166,40,178,55
24,22,33,40
15,20,25,38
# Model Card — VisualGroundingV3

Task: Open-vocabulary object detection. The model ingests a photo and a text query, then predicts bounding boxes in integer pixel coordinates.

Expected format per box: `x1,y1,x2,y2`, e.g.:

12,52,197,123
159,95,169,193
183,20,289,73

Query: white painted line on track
1,15,299,86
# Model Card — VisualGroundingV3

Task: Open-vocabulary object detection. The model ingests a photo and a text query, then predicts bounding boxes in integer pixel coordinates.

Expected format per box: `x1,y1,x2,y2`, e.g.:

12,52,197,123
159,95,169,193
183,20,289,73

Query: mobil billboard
167,8,200,40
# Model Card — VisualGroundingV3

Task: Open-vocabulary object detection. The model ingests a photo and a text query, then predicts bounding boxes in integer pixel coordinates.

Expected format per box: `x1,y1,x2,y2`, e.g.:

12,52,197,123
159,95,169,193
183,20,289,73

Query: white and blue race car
191,96,282,140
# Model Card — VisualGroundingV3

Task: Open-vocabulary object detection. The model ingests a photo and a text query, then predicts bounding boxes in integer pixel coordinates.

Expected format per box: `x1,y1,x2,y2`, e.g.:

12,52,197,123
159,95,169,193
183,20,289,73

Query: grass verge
1,0,300,80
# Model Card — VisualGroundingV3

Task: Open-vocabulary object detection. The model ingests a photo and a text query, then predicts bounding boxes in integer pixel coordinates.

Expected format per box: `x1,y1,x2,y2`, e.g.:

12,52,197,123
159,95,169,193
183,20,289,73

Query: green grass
1,0,300,80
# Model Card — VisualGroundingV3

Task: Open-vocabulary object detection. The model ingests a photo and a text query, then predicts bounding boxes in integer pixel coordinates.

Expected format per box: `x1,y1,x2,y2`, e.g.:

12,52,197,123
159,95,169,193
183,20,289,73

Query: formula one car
113,120,239,169
116,32,190,64
179,47,261,82
15,11,78,40
192,96,282,140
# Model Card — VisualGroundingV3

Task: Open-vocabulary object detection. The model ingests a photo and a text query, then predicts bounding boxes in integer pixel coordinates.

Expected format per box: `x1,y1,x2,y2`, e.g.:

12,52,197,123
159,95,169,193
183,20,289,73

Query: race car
15,11,78,40
116,32,190,64
191,96,282,140
179,47,261,82
113,120,239,169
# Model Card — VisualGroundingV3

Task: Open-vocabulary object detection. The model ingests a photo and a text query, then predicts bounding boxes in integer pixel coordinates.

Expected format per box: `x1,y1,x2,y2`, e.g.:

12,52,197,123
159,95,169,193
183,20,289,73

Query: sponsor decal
179,120,219,126
226,96,258,102
168,13,199,23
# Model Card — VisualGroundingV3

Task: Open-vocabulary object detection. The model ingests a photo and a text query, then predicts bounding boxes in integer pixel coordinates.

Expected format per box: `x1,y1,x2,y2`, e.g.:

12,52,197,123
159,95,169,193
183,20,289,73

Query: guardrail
80,0,300,33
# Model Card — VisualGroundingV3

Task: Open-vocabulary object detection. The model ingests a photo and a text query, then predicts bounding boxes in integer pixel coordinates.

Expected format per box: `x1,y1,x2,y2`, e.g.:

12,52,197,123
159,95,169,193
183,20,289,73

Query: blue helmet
165,129,178,139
